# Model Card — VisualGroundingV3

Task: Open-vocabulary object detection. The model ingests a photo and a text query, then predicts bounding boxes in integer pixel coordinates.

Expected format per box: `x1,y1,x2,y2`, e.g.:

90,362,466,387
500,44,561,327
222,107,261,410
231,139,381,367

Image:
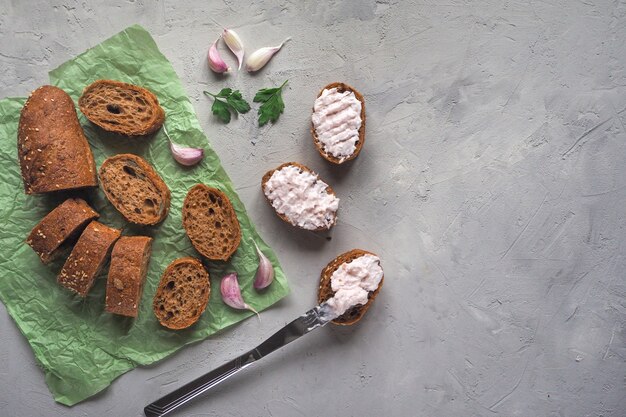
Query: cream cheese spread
326,254,383,316
311,88,362,161
263,165,339,230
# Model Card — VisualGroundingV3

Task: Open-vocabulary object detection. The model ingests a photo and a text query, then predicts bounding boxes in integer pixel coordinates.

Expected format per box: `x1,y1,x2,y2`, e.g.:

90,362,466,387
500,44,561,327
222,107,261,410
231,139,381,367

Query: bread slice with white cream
261,162,339,231
311,82,366,164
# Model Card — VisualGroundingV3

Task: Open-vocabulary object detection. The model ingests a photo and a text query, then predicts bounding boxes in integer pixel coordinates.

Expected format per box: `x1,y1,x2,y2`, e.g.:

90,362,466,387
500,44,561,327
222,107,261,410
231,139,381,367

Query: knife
144,303,337,417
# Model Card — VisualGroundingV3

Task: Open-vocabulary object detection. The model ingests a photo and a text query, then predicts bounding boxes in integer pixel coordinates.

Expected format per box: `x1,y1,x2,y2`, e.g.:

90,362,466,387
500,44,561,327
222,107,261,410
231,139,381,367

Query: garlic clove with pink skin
220,272,259,317
252,240,274,289
169,142,204,166
222,28,245,70
207,35,230,74
245,38,290,73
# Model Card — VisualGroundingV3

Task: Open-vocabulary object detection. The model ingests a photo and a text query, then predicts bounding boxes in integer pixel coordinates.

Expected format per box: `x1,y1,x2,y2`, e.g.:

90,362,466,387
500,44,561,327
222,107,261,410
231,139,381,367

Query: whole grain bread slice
317,249,384,326
58,221,121,296
18,85,98,194
153,257,211,330
78,80,165,136
261,162,339,231
98,153,170,225
105,236,153,317
182,184,241,261
26,198,99,264
311,82,366,164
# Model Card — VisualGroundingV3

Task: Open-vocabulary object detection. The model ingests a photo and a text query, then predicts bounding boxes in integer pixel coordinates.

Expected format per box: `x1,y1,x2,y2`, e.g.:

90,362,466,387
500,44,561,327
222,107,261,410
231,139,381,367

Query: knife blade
144,303,337,417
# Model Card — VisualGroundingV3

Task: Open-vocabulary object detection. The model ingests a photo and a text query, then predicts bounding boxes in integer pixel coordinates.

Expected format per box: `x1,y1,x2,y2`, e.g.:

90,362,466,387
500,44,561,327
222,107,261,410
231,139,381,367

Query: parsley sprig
203,88,251,123
253,80,288,126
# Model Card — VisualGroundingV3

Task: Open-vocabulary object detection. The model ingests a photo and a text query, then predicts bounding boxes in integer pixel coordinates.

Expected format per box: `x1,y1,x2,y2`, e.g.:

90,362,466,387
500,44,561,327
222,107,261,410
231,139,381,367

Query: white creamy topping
326,254,383,316
312,88,362,161
264,165,339,230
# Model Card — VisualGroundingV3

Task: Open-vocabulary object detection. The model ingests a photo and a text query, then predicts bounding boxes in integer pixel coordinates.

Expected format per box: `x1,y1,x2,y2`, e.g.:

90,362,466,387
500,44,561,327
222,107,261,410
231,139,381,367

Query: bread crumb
114,278,124,290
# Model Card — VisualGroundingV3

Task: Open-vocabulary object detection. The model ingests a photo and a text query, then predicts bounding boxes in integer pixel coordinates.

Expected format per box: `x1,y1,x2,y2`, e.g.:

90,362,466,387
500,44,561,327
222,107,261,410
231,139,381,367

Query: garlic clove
245,38,290,73
207,35,230,74
220,272,259,316
252,240,274,289
222,28,245,70
169,141,204,166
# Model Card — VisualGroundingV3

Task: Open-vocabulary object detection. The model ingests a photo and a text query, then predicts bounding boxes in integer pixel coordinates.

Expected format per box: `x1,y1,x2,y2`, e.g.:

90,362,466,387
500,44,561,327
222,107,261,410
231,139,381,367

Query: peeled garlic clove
246,38,290,73
221,272,259,316
169,142,204,166
222,28,245,70
207,36,230,74
252,241,274,289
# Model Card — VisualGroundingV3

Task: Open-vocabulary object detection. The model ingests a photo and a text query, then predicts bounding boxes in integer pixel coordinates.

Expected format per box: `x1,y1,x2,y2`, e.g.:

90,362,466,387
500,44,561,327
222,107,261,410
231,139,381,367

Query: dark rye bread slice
105,236,153,317
183,184,241,261
18,85,98,194
58,221,121,296
99,154,170,225
311,82,366,165
78,80,165,136
261,162,338,231
26,198,99,264
318,249,384,326
153,257,211,330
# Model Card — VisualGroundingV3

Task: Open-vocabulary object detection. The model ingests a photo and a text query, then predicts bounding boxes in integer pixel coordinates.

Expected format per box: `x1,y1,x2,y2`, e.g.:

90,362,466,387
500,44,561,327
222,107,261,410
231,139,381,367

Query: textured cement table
1,1,626,416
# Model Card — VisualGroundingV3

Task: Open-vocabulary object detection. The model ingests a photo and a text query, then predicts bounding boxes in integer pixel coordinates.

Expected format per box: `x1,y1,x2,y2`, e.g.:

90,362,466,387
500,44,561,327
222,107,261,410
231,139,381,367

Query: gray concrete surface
2,0,626,416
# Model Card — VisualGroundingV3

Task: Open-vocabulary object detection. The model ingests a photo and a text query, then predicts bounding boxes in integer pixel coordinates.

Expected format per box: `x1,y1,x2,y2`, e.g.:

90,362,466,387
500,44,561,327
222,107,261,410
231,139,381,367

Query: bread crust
18,85,98,194
98,153,170,225
58,221,121,297
78,79,165,136
311,82,366,164
153,257,211,330
261,162,338,231
105,236,153,318
182,184,241,261
317,249,384,325
26,198,99,264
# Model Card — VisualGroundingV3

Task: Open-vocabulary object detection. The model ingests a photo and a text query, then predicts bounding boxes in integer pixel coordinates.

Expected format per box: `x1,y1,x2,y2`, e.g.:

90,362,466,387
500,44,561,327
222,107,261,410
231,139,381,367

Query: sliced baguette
26,198,99,264
182,184,241,261
311,82,366,164
153,257,211,330
261,162,339,231
58,221,121,296
317,249,384,325
98,153,170,225
18,85,98,194
105,236,153,317
78,80,165,136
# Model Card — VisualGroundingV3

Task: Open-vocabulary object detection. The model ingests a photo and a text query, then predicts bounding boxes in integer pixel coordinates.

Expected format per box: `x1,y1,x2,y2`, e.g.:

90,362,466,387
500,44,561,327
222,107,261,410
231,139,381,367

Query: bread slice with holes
26,198,99,264
317,249,384,326
98,153,170,225
18,85,98,194
311,82,366,164
105,236,153,317
58,221,121,296
153,257,211,330
78,80,165,136
182,184,241,261
262,162,339,231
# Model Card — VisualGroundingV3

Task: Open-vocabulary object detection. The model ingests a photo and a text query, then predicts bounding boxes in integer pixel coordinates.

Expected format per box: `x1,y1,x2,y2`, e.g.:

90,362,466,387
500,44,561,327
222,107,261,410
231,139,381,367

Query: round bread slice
182,184,241,261
78,79,165,136
311,82,366,164
317,249,384,326
261,162,339,231
153,257,211,330
98,153,170,225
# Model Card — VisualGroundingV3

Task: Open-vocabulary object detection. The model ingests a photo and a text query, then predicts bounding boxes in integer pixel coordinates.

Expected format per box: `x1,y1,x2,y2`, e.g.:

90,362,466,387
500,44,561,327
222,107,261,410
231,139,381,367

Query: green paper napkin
0,25,289,406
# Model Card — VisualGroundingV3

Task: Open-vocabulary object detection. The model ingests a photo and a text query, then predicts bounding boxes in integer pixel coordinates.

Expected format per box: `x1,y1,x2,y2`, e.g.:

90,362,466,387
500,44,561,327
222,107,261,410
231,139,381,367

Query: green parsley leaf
216,88,232,98
211,99,231,123
253,80,288,126
226,90,251,114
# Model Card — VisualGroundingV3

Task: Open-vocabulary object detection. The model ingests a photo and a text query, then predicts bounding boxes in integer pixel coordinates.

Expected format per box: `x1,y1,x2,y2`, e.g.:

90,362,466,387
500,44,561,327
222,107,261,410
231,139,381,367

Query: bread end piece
153,257,211,330
105,236,153,317
311,82,366,165
317,249,384,325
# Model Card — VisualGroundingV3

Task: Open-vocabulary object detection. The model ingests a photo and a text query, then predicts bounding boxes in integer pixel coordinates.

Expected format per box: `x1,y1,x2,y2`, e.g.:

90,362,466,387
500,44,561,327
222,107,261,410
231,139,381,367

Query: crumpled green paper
0,25,289,406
